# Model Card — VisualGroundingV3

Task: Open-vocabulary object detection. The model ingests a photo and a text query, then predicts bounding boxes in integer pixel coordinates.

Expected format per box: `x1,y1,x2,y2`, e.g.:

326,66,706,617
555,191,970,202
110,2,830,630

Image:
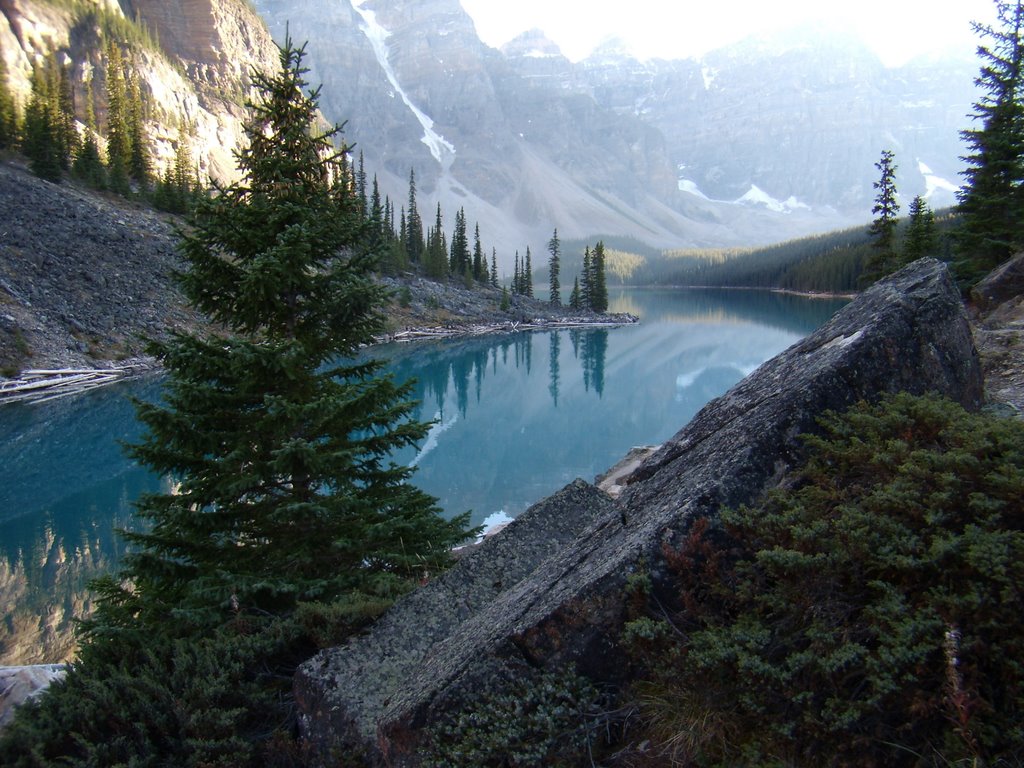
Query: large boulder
296,258,981,766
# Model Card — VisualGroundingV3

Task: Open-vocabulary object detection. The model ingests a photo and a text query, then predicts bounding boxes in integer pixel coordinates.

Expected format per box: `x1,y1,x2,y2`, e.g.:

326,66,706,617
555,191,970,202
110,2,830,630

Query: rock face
0,0,278,183
295,258,982,766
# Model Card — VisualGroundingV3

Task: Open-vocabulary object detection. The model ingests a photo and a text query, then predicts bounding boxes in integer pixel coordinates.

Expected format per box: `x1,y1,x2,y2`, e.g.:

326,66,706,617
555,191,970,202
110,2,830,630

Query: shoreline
0,314,639,405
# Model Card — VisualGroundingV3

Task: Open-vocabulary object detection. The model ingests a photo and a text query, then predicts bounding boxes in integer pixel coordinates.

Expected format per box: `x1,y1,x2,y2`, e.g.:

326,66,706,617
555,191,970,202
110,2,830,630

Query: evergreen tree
52,56,78,171
472,222,484,281
569,276,581,310
74,83,107,190
89,39,472,636
548,228,561,306
356,150,367,217
956,0,1024,283
424,202,448,279
449,207,470,278
581,246,592,310
863,149,900,283
0,59,18,149
105,42,132,194
23,67,62,182
525,246,534,297
405,168,424,264
490,248,499,288
126,67,150,187
591,240,609,312
513,250,521,295
902,195,938,263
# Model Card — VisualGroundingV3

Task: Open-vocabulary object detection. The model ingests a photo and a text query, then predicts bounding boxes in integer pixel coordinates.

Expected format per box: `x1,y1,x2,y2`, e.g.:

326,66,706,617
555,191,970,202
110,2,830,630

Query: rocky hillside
0,0,278,183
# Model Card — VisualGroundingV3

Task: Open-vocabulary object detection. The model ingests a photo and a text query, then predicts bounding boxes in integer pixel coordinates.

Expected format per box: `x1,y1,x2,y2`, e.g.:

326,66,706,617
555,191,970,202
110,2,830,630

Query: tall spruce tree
126,68,151,187
581,246,592,310
862,149,900,284
524,245,534,297
591,240,609,312
548,228,561,306
490,248,499,288
105,42,132,194
956,0,1024,283
405,168,424,264
91,39,472,635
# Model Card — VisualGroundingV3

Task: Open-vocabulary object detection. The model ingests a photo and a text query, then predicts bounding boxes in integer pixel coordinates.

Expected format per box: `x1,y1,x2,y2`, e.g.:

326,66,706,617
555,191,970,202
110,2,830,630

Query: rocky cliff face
295,258,982,765
0,0,278,183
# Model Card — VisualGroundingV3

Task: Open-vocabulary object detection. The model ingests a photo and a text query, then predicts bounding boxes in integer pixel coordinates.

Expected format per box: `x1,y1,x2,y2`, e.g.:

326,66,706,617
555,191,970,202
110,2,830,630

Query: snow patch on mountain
350,0,456,167
680,178,809,214
918,160,959,200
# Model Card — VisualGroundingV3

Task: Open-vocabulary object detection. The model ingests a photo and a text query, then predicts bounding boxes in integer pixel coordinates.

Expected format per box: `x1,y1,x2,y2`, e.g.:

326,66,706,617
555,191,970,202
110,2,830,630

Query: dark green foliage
424,202,449,279
104,41,132,195
405,168,424,264
628,393,1024,766
548,228,561,306
589,240,608,312
420,667,603,768
449,207,470,279
23,72,62,182
490,248,499,288
568,276,581,310
0,620,309,768
862,148,901,284
955,0,1024,285
902,195,939,263
0,60,19,149
524,246,534,297
126,69,151,186
472,222,486,282
100,39,473,635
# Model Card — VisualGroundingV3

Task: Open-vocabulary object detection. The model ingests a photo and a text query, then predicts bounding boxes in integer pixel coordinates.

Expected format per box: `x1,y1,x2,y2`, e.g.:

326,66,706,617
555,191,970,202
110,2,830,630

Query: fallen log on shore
0,362,151,405
376,313,639,344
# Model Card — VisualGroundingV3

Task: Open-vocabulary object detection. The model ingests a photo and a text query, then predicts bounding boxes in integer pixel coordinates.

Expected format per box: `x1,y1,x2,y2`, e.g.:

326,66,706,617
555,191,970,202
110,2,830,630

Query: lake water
0,288,846,664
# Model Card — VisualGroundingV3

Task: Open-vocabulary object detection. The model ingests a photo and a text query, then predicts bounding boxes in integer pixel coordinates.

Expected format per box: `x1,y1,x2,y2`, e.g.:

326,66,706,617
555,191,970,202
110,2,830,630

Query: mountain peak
500,28,566,59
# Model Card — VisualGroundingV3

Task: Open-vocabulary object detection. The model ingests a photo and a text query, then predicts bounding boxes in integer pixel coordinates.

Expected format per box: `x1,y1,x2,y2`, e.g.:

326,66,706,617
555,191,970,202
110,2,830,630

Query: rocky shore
0,158,634,397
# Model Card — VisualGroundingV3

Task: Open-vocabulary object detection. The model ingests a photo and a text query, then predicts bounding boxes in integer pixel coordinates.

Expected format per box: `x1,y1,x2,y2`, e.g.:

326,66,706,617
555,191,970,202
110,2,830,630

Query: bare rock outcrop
295,258,982,766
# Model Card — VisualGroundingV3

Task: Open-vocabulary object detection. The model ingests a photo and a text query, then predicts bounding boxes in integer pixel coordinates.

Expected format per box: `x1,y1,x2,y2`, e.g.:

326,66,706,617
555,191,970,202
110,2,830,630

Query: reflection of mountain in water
609,288,848,335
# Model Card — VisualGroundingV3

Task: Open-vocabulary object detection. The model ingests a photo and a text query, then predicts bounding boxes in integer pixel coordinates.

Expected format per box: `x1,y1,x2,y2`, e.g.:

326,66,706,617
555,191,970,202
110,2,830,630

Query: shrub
627,393,1024,767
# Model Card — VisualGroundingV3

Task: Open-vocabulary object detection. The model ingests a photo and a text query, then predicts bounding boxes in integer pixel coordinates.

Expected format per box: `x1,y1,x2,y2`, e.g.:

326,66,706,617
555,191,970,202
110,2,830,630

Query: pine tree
472,222,484,281
23,67,62,182
52,56,79,171
956,0,1024,283
569,276,581,310
126,67,151,187
591,240,609,312
525,246,534,297
90,39,473,635
356,150,367,217
863,149,900,283
513,250,521,295
902,195,938,263
105,42,132,194
449,207,470,279
490,248,499,288
548,228,561,306
581,246,592,310
73,94,107,190
425,202,448,279
405,168,424,264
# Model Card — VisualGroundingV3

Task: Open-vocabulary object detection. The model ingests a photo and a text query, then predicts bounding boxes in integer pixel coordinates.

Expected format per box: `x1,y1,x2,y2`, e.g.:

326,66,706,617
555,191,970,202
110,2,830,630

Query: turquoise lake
0,288,847,663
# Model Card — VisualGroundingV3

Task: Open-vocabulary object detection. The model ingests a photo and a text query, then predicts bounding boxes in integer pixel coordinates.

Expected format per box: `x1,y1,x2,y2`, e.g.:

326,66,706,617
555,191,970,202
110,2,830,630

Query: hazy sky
459,0,998,66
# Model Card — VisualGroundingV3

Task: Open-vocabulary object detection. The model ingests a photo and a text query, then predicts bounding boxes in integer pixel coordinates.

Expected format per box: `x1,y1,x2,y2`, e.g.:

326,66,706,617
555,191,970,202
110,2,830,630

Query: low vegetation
623,393,1024,766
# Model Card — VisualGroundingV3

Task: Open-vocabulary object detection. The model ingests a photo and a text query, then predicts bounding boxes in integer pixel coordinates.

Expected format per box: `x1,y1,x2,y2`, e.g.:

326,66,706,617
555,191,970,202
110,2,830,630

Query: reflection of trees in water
0,498,139,665
549,332,560,407
571,329,608,397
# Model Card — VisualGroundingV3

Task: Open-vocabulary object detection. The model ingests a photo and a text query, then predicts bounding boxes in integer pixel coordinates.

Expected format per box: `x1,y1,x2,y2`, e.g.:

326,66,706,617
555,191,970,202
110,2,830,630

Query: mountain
250,1,978,267
0,0,279,183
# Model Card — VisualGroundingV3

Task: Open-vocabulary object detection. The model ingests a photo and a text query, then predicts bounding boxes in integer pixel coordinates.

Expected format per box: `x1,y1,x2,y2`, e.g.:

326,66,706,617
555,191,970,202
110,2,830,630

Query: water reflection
0,288,846,664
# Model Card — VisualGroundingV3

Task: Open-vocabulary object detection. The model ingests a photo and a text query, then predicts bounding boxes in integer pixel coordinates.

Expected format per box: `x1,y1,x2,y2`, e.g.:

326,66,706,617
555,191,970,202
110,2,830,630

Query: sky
458,0,998,67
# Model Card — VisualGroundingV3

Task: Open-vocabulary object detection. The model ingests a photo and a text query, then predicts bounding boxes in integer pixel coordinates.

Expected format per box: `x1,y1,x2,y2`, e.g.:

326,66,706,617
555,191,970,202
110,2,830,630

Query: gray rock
0,665,67,731
296,258,981,766
971,251,1024,314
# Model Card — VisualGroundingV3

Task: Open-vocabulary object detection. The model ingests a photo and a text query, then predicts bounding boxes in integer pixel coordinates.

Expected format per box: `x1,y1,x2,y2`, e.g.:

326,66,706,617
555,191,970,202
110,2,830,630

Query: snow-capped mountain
251,0,977,265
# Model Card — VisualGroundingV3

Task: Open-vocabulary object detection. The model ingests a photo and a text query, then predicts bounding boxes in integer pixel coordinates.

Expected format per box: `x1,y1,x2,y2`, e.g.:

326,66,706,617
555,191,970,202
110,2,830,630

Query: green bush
420,666,603,768
627,393,1024,767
